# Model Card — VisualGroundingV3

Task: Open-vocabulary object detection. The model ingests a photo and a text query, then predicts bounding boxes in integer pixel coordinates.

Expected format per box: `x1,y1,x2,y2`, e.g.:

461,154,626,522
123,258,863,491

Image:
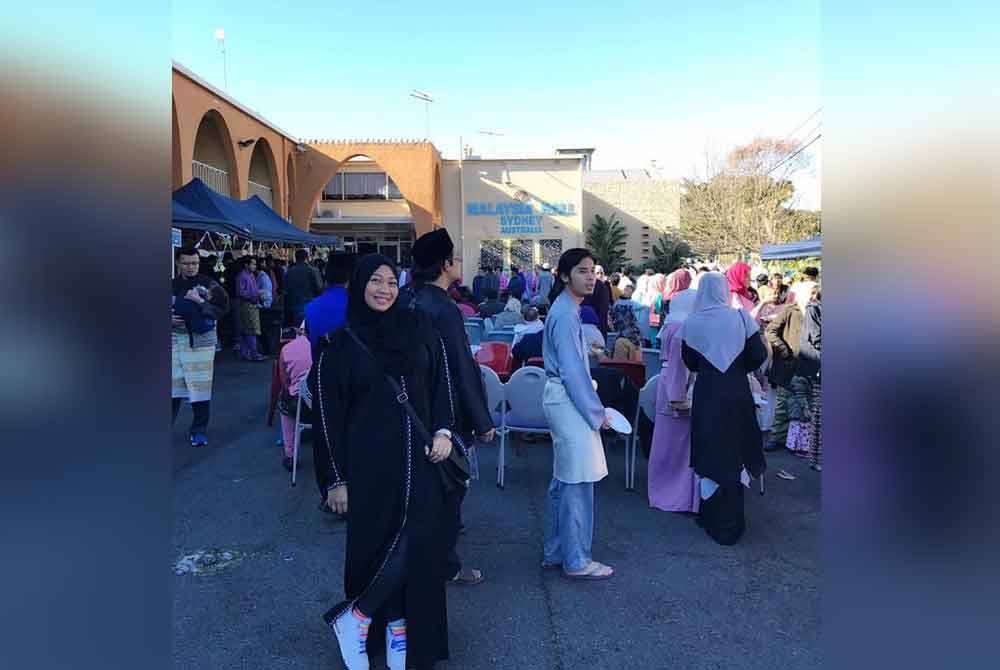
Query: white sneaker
331,608,370,670
385,618,407,670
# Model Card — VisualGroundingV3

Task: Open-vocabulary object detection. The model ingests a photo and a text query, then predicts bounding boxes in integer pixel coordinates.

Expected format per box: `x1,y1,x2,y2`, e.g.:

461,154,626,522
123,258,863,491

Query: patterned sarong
239,300,261,336
172,332,216,402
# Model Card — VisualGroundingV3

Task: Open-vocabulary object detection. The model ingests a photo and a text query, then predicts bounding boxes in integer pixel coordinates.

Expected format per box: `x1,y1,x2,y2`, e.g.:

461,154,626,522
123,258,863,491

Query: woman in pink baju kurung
648,290,700,513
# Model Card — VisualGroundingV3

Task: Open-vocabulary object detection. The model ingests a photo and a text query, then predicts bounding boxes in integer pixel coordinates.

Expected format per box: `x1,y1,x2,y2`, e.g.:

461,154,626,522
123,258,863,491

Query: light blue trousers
543,478,595,572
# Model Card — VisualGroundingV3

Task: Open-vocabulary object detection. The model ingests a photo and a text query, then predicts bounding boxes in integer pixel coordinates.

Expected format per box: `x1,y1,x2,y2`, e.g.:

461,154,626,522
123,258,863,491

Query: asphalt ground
173,352,820,669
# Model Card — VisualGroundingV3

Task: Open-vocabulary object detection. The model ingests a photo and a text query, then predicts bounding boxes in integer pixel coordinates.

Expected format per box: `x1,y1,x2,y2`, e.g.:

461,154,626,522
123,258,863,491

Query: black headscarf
347,254,413,376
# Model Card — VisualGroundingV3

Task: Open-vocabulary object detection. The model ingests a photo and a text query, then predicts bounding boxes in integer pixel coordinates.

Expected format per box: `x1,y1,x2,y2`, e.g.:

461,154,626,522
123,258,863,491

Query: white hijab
681,272,759,372
505,297,522,313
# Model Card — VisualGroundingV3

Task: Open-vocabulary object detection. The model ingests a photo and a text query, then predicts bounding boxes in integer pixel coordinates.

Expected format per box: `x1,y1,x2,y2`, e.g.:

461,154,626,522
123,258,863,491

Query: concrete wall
582,177,681,266
173,67,291,210
442,157,584,286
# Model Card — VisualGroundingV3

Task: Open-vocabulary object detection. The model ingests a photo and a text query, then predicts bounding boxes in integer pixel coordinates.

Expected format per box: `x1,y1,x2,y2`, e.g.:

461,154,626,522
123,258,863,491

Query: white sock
385,618,407,670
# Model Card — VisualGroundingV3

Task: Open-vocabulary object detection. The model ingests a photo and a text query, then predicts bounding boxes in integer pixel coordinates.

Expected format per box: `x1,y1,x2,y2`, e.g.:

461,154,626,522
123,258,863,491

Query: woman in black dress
681,272,767,545
312,254,455,670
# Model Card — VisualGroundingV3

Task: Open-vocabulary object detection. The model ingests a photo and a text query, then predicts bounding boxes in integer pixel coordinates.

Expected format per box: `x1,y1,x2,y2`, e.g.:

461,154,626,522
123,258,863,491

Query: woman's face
364,265,398,312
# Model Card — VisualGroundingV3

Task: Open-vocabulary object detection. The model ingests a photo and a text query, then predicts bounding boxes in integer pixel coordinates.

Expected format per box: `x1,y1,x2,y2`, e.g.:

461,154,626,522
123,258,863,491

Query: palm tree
648,233,693,275
586,213,630,272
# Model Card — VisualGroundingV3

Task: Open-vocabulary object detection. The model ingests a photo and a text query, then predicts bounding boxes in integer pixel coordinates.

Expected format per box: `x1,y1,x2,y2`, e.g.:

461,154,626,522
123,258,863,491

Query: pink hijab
663,269,692,301
724,261,755,303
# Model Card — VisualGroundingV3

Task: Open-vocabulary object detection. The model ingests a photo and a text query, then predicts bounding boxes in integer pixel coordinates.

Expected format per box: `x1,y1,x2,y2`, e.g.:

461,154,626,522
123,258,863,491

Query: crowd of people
170,234,821,669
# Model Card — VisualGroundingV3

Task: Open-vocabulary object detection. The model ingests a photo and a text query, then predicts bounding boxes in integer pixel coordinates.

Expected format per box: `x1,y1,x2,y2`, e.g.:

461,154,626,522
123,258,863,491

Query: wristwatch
434,429,453,440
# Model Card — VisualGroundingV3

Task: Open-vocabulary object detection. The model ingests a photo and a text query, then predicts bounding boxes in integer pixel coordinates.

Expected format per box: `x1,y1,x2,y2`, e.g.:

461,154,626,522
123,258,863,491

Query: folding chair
630,373,660,491
498,366,550,489
605,331,620,352
641,348,662,383
291,377,313,487
483,328,515,345
475,342,513,380
464,321,482,345
479,365,506,482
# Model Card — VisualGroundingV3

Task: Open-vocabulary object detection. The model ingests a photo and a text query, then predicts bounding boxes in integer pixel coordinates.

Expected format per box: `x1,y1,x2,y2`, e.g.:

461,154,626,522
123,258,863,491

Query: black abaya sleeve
313,342,351,491
427,335,454,436
682,341,701,372
435,305,493,436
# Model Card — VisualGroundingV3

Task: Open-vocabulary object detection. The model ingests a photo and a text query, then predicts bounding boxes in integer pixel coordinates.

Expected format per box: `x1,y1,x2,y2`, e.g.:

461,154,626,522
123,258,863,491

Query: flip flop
541,561,562,571
562,561,614,581
449,568,484,585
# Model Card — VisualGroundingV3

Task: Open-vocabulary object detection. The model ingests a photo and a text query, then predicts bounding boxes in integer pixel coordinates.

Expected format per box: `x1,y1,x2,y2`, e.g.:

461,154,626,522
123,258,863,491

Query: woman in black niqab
312,254,455,669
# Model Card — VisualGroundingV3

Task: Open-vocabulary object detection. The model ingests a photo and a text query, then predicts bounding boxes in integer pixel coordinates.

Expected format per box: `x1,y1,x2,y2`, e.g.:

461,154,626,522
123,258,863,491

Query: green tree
681,137,819,256
644,232,693,274
586,213,630,272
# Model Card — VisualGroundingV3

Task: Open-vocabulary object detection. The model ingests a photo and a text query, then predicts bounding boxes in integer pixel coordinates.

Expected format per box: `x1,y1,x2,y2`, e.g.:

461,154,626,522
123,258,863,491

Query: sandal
541,561,562,571
776,469,797,480
562,561,614,581
449,567,484,585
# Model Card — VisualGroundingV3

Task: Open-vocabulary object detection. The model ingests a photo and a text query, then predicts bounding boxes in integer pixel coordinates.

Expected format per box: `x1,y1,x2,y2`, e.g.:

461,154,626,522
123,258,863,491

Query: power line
783,107,822,144
768,133,822,175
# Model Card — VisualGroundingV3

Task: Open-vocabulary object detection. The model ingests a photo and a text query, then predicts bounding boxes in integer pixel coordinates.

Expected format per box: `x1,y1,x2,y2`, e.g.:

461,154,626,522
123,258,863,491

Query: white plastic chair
478,365,506,481
291,376,313,487
628,373,659,491
498,366,550,489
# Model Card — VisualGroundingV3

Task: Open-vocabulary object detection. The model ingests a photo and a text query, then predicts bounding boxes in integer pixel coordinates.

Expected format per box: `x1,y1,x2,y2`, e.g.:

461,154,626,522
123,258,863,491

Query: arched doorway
192,110,238,197
310,155,415,263
247,138,279,210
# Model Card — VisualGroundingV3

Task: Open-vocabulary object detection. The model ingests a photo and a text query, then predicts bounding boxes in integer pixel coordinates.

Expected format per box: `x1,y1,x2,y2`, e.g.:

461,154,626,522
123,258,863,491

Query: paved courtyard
173,354,821,670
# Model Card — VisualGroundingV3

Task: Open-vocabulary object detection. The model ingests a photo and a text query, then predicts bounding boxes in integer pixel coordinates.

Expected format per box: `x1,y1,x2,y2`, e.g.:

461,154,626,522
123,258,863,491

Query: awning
172,178,336,245
761,237,822,260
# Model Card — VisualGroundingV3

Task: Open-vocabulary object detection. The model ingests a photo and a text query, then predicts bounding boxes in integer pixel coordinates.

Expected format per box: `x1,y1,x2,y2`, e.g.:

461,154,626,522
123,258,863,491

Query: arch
304,153,417,229
171,97,181,189
192,109,239,198
247,137,280,211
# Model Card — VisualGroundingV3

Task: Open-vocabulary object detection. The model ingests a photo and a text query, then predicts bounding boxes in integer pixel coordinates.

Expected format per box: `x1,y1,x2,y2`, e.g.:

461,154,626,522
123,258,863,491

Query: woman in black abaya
681,272,768,546
312,254,454,670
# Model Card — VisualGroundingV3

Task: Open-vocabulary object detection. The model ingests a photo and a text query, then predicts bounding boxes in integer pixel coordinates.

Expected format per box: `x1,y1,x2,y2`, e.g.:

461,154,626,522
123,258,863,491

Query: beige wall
582,177,681,267
442,157,584,286
317,200,411,218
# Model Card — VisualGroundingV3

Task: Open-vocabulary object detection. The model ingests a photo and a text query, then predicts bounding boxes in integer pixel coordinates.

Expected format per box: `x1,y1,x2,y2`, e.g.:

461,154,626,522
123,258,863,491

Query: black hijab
347,254,412,376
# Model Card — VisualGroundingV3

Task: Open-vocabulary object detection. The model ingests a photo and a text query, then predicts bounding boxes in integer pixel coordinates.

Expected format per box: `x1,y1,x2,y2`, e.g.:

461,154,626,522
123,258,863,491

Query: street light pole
214,28,228,90
409,90,434,139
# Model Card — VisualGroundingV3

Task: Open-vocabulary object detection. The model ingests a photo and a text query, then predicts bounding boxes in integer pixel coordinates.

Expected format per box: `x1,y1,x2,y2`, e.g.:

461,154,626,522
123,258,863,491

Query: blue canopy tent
171,199,249,237
172,178,336,246
761,237,822,261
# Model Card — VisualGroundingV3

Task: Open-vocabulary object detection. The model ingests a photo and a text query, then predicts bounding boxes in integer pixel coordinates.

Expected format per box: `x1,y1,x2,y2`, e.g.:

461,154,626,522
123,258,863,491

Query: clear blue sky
172,0,822,206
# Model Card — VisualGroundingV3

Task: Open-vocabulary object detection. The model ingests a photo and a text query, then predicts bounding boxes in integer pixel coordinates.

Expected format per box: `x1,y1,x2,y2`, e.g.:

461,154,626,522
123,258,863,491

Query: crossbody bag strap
344,327,437,447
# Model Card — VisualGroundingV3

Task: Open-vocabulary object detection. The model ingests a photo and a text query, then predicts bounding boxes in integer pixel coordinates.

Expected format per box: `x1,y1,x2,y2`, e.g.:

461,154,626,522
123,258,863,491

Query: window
479,240,504,270
511,239,533,270
540,239,562,268
323,173,344,200
344,172,387,200
387,176,403,199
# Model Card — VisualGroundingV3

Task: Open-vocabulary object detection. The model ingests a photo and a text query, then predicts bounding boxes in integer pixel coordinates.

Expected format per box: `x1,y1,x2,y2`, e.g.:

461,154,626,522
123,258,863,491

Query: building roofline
172,60,300,142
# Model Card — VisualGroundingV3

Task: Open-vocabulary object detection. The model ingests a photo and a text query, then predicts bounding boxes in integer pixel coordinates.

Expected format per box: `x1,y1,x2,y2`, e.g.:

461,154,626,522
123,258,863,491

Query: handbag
345,328,470,493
